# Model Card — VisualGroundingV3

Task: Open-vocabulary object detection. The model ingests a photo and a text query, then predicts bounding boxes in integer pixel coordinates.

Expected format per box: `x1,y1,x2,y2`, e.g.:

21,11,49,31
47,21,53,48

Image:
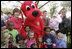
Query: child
31,43,37,48
24,26,30,37
37,35,43,48
15,34,25,48
25,30,36,48
49,12,62,31
7,21,18,41
55,31,66,48
43,27,56,48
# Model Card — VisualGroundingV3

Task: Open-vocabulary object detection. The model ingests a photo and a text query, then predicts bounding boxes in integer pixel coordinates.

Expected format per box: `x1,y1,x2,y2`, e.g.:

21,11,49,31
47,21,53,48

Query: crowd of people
1,7,71,48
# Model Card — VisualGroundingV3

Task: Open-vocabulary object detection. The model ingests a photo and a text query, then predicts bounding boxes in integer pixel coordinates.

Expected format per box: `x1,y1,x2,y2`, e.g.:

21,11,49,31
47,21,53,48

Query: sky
1,1,71,18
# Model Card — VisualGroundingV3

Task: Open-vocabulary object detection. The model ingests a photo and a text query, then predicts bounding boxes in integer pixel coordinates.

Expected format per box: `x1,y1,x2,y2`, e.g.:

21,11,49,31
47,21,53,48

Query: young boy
55,31,66,48
24,26,30,37
7,21,18,41
43,27,56,48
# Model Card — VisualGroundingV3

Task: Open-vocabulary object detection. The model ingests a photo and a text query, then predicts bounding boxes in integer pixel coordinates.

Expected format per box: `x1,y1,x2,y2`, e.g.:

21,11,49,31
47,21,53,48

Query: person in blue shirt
55,31,67,48
43,27,56,48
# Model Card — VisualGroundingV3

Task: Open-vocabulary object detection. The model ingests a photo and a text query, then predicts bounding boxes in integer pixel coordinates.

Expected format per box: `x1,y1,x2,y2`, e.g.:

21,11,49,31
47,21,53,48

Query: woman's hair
59,8,66,14
13,8,20,15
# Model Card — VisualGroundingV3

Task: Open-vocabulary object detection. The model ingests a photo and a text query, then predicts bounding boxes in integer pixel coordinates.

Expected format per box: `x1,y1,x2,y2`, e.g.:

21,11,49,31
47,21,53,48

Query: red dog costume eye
26,5,30,11
31,4,35,8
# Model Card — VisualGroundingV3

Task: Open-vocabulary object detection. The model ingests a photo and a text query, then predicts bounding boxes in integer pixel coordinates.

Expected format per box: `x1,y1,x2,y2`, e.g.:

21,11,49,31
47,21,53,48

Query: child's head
56,31,63,40
24,26,30,32
13,8,20,17
7,21,14,30
28,30,34,39
16,34,23,44
31,43,37,48
44,27,51,35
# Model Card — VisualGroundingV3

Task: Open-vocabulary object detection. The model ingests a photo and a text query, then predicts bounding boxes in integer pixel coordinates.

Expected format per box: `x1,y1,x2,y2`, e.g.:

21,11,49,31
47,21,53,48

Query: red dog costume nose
32,11,39,17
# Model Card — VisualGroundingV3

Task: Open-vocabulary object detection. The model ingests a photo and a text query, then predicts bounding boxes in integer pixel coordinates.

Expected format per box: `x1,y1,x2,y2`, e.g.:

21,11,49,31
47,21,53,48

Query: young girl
49,12,62,31
24,26,30,37
55,31,66,48
43,27,56,48
25,30,36,48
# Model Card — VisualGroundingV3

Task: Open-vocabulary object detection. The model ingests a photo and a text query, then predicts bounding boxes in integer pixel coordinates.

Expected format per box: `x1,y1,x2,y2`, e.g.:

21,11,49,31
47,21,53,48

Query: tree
61,1,71,11
50,3,57,18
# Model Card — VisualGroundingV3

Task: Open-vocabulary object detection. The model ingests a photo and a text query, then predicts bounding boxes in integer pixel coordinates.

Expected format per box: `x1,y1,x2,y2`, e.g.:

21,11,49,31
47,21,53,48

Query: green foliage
61,1,71,11
50,5,56,18
1,8,13,14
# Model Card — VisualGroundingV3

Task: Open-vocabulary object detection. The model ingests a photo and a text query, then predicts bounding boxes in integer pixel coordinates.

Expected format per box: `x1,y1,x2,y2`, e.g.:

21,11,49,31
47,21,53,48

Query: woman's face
14,12,20,18
61,10,66,17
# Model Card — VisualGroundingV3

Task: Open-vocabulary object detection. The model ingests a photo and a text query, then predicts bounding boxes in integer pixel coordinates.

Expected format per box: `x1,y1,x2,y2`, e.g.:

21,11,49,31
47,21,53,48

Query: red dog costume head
20,1,42,21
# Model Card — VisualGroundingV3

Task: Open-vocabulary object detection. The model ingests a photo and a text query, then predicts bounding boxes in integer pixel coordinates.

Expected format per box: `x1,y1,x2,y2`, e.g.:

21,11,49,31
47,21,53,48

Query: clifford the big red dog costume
20,1,45,40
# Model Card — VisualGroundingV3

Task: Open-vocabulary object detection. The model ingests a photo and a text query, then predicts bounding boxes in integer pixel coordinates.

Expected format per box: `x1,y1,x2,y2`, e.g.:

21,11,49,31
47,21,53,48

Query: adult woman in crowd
59,8,71,35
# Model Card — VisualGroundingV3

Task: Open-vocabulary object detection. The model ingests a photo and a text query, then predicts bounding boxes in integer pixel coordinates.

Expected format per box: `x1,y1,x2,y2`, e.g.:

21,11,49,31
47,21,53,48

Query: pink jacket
26,38,36,48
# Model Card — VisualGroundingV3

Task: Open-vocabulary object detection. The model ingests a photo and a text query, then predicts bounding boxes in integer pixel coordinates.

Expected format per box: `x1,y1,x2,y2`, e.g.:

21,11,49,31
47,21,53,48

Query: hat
53,12,58,17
